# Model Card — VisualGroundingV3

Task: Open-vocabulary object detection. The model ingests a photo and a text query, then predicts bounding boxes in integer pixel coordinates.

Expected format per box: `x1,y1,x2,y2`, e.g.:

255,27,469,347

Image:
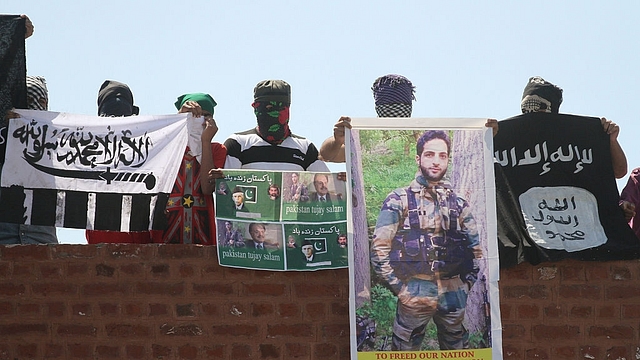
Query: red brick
151,264,170,276
0,302,13,315
331,302,348,317
119,263,143,275
82,283,128,296
525,348,549,360
204,345,225,358
252,303,274,317
46,302,64,317
503,265,532,280
314,342,338,358
152,344,172,358
32,282,77,296
243,283,285,296
105,324,150,337
231,344,251,359
1,245,50,260
0,263,9,277
503,345,522,360
51,244,97,258
149,303,168,316
322,324,349,338
0,283,25,296
580,346,601,360
552,346,576,359
39,264,62,278
622,304,640,318
586,265,609,281
178,344,198,359
136,282,183,295
177,303,195,317
607,285,640,299
193,283,234,296
202,264,221,275
12,263,36,277
71,303,91,317
57,324,97,337
502,285,549,299
543,305,564,319
532,325,579,340
268,323,314,337
560,265,585,281
157,244,206,258
180,264,195,277
105,243,154,258
286,343,309,358
558,284,600,299
306,302,326,320
211,324,258,337
16,343,38,358
95,263,115,277
67,343,91,358
606,346,629,360
0,344,9,360
96,345,119,358
295,283,341,298
588,325,634,339
163,324,204,339
66,263,89,276
125,303,144,317
99,303,119,316
0,323,48,335
569,306,592,318
611,266,632,280
597,305,616,318
201,303,219,316
278,303,300,318
17,303,40,316
500,304,512,319
259,344,280,359
125,344,145,359
517,304,539,319
503,324,525,339
44,343,64,358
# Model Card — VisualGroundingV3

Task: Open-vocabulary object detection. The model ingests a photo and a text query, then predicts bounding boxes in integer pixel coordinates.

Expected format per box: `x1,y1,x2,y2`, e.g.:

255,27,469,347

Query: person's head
248,223,266,243
26,76,48,110
301,240,314,258
287,235,296,248
337,234,347,247
174,92,217,119
232,187,245,207
371,74,416,118
252,79,291,144
313,173,330,196
225,221,232,231
416,130,450,183
521,76,563,114
97,80,139,117
291,172,299,184
268,184,280,199
219,181,227,192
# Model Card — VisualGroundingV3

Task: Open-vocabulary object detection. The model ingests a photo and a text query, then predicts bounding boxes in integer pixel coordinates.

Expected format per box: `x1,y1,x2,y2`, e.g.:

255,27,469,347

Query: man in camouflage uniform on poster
371,130,483,351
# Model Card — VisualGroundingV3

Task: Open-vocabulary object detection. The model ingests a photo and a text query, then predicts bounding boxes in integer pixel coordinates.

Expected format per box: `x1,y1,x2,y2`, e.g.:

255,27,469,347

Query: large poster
347,118,501,359
215,170,348,271
493,112,640,267
0,110,199,231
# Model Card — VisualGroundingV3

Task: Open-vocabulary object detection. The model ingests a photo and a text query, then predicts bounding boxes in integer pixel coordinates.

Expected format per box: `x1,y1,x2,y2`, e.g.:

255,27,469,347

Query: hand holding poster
347,118,501,359
215,170,348,271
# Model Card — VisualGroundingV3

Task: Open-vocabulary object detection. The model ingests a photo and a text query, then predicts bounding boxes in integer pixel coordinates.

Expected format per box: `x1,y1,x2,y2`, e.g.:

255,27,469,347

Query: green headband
174,93,217,116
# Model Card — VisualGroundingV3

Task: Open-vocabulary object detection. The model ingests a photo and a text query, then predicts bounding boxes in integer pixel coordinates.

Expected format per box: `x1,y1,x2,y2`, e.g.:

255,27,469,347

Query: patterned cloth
375,103,413,118
520,76,563,113
26,76,47,110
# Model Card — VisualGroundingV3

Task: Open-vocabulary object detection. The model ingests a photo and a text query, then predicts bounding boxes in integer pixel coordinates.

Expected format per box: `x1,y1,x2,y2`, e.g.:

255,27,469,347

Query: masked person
0,76,58,244
371,130,483,351
223,79,329,172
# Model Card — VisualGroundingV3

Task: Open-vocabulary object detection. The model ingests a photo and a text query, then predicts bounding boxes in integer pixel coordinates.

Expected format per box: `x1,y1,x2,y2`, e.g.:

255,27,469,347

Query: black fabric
97,80,139,116
494,112,640,266
0,15,27,163
521,76,563,113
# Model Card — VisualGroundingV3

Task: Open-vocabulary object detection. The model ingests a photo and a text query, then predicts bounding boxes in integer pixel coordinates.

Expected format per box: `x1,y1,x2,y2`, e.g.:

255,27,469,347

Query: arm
485,118,498,137
319,116,351,163
370,191,404,295
199,118,219,194
601,117,627,179
21,15,33,39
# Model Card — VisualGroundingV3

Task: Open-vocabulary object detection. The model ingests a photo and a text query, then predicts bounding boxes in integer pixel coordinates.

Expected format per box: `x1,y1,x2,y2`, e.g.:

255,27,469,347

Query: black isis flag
493,112,640,267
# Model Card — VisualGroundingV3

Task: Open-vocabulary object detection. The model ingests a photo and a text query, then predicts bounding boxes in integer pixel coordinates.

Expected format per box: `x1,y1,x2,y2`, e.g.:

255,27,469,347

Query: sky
5,0,640,243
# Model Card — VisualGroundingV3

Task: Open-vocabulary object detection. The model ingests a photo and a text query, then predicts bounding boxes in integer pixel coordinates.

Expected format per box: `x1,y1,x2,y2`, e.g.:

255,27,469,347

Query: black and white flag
494,112,640,267
0,110,199,231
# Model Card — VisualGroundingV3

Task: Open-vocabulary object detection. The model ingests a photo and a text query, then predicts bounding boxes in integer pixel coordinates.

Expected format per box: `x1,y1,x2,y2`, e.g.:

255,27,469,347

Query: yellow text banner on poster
358,348,492,360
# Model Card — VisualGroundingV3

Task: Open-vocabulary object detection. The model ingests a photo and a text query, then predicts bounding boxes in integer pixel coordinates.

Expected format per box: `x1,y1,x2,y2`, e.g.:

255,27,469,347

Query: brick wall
0,244,638,360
